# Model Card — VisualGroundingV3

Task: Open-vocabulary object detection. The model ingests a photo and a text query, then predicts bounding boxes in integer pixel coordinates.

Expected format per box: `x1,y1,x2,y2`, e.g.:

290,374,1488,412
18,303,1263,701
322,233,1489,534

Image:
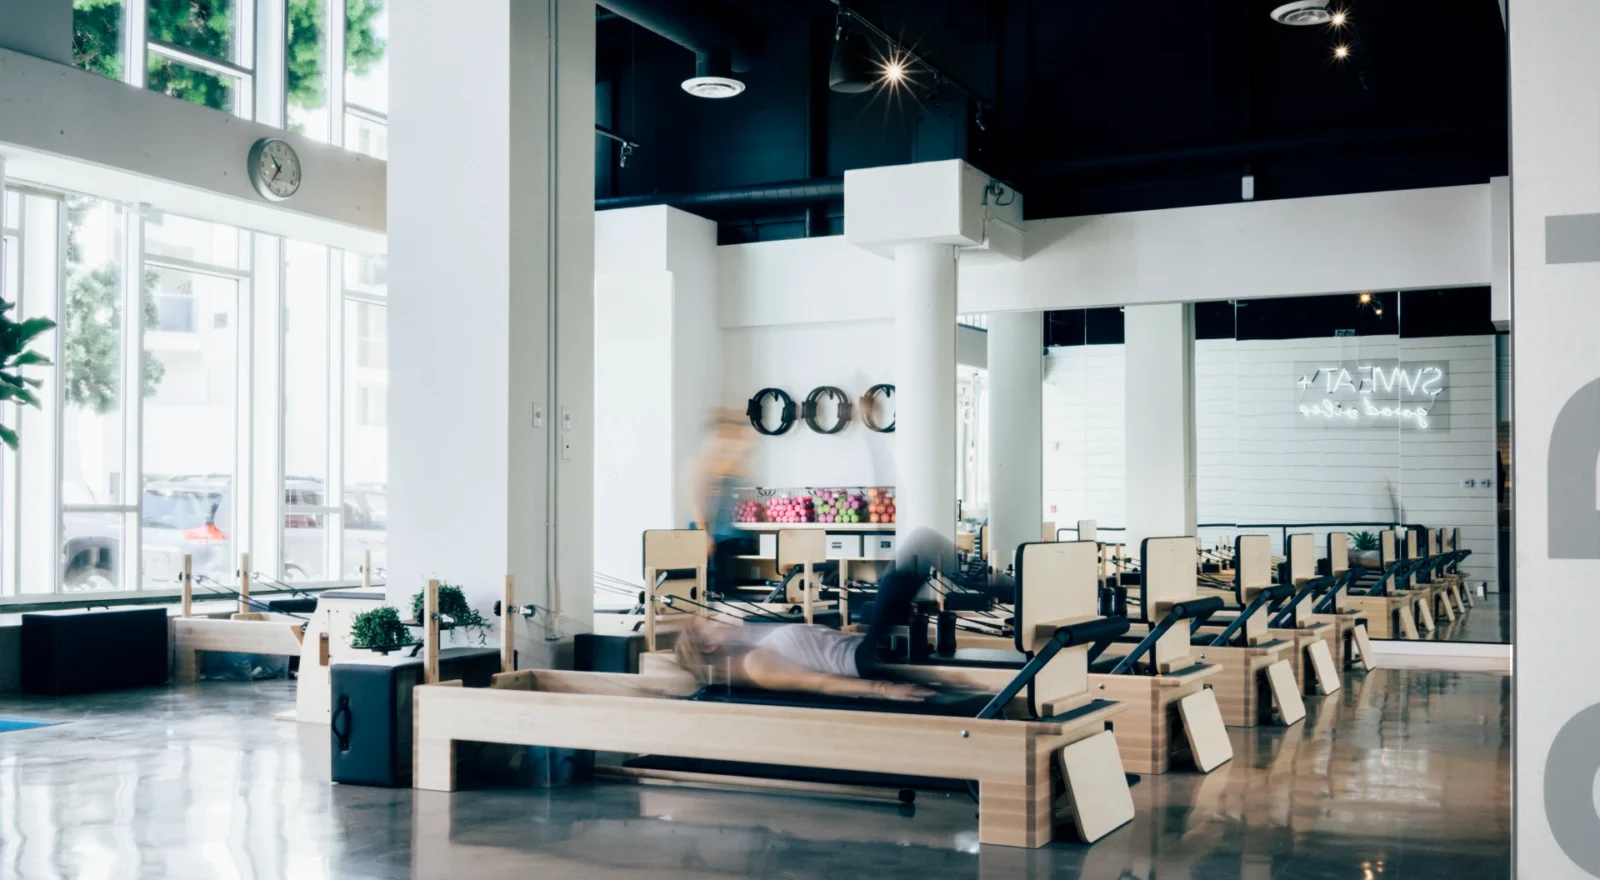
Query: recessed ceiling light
681,76,745,99
1333,44,1350,60
1270,0,1332,25
1330,8,1349,27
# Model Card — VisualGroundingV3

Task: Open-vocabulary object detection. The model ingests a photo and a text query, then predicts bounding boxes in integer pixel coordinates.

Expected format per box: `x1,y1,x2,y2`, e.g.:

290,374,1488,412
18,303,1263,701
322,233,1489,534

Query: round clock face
250,138,301,202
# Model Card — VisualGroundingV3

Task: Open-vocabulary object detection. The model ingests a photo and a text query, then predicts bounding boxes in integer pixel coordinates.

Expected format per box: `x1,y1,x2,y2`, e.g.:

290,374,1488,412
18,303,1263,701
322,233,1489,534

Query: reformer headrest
1048,616,1130,649
1166,596,1225,620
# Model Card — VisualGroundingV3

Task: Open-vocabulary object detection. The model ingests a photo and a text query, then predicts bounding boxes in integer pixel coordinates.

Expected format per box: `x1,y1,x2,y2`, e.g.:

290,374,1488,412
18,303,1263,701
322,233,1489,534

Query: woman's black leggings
853,564,924,678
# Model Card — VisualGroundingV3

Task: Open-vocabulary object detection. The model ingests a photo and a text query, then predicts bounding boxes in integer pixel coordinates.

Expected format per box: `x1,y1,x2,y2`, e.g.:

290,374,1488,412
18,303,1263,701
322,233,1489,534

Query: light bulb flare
1331,9,1348,27
1334,44,1350,60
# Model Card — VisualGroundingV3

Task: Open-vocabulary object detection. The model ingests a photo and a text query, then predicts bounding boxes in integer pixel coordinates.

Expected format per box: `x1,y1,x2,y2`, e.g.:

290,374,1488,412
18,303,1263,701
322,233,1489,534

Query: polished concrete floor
0,667,1510,879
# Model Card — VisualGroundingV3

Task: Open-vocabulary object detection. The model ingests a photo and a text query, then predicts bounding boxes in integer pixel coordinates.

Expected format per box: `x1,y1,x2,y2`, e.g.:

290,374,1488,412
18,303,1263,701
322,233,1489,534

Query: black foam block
21,608,168,695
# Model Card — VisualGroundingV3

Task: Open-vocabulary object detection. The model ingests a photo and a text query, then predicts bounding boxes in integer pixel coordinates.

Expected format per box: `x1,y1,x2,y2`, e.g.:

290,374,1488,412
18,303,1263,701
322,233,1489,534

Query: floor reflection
0,669,1510,879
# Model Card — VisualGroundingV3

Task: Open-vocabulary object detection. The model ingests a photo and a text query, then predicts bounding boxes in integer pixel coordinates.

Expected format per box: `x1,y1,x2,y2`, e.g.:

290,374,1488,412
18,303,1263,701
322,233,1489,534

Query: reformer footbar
1204,583,1296,647
1099,595,1225,675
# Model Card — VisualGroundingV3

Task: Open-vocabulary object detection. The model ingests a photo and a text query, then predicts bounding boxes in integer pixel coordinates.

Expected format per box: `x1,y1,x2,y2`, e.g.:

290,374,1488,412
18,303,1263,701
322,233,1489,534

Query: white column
986,311,1042,569
389,0,594,666
893,242,958,557
1512,2,1600,876
1123,304,1196,553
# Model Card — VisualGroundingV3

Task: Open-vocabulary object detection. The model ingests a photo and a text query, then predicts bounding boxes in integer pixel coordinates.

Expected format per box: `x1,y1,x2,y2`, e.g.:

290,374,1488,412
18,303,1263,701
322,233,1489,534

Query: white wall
591,206,721,586
1041,335,1500,589
1510,2,1600,873
718,185,1494,329
593,272,674,587
1042,345,1126,529
722,320,897,489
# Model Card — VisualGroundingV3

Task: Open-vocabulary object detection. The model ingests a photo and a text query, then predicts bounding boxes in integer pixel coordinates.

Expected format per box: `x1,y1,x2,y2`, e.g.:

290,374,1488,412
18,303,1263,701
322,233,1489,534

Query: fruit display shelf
731,522,895,532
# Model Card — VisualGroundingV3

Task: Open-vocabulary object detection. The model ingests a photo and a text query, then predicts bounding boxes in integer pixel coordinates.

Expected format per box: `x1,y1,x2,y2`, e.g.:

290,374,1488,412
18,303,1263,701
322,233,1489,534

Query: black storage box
329,647,501,787
21,607,168,695
574,633,645,673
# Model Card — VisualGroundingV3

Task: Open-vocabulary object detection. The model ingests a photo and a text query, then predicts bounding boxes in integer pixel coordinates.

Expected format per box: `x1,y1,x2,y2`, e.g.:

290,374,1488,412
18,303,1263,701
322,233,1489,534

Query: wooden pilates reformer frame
923,538,1234,775
639,529,847,653
169,550,389,725
410,547,1143,848
1181,534,1306,728
1227,534,1341,698
1307,531,1377,671
172,553,306,683
1340,529,1422,640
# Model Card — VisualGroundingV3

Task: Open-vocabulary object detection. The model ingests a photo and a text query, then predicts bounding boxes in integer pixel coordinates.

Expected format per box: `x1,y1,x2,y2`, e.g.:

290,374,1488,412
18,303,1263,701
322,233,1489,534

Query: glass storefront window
287,0,332,142
71,0,124,81
147,0,239,63
342,299,386,578
344,0,389,115
141,267,238,588
283,241,333,581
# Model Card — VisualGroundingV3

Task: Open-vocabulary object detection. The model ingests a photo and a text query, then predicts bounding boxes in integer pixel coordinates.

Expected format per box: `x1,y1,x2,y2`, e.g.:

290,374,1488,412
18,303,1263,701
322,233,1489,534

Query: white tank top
759,625,863,678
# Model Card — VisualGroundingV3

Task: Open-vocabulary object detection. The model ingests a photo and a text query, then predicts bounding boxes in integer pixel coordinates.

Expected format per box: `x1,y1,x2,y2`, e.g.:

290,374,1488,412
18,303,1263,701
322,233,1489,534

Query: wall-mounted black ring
802,386,853,434
746,388,797,435
861,383,896,432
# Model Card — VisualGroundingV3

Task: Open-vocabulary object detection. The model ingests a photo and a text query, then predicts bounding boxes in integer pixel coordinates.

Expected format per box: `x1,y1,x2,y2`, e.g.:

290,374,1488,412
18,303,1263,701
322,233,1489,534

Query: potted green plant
348,605,418,653
1350,531,1381,552
0,297,55,449
411,583,490,645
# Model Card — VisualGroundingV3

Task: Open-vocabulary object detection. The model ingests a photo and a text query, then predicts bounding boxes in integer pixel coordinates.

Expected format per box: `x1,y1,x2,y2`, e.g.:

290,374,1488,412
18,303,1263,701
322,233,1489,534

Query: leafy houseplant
411,583,490,645
349,605,417,652
1350,531,1381,552
0,298,56,449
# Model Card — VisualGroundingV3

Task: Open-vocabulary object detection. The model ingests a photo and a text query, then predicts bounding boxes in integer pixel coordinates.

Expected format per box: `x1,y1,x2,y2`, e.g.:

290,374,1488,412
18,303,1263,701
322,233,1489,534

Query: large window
1,184,387,599
71,0,389,155
341,254,386,578
283,240,333,580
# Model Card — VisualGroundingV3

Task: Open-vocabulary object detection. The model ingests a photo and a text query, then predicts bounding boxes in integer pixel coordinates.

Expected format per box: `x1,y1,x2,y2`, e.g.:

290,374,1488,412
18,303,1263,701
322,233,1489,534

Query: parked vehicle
59,476,386,592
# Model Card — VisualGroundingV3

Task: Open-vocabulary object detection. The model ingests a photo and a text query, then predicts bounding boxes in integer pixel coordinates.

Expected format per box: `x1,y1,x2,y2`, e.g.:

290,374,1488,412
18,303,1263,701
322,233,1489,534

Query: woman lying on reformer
673,530,954,702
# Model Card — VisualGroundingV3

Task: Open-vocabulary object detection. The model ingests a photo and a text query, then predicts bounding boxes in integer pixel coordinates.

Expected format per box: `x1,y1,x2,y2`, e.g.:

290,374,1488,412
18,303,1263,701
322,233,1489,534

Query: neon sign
1293,360,1449,431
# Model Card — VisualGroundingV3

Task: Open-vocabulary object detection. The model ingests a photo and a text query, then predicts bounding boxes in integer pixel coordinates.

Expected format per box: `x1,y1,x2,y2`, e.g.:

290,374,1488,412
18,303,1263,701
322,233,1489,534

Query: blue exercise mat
0,718,61,733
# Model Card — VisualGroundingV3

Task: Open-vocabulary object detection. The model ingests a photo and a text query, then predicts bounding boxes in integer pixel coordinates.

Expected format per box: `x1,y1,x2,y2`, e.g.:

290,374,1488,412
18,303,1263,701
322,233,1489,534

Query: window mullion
123,0,148,88
254,0,288,128
123,208,145,592
328,0,347,149
326,250,345,578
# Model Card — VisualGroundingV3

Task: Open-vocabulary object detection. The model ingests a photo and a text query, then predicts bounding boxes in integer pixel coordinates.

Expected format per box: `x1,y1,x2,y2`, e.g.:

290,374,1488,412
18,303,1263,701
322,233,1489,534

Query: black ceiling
596,0,1507,244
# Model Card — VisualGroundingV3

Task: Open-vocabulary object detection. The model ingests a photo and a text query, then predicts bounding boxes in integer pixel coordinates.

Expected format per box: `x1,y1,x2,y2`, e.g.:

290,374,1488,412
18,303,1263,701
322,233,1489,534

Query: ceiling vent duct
1270,1,1333,25
599,0,764,99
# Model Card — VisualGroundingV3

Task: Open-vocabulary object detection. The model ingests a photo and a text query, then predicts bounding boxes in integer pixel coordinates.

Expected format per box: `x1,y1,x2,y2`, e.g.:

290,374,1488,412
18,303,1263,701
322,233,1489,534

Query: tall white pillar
1123,304,1196,554
986,311,1043,569
389,0,594,666
1511,2,1600,875
893,242,958,555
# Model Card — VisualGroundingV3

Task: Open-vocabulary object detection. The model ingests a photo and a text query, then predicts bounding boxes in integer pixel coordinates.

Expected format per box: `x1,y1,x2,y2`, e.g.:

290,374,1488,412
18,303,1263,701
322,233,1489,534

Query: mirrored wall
983,287,1509,644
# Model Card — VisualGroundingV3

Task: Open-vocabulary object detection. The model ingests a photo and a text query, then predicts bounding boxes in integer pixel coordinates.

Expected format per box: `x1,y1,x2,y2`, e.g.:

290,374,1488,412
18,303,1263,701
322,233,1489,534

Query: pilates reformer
1226,533,1342,697
887,538,1233,776
1341,529,1429,639
172,552,309,684
411,554,1142,848
1179,534,1307,727
1306,531,1377,671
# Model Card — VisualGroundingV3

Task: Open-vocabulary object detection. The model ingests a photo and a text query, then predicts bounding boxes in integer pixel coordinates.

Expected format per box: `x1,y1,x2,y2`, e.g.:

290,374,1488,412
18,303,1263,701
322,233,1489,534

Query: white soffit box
844,159,1020,260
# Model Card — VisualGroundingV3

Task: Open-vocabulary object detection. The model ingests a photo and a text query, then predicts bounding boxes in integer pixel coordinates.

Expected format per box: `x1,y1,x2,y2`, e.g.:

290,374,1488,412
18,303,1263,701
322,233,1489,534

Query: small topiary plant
349,605,417,652
411,583,491,645
1351,531,1381,551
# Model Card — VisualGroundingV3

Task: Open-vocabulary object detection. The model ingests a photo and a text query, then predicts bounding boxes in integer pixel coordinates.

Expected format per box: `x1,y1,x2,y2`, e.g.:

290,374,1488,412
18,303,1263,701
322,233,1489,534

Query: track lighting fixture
827,2,994,130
